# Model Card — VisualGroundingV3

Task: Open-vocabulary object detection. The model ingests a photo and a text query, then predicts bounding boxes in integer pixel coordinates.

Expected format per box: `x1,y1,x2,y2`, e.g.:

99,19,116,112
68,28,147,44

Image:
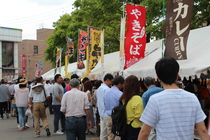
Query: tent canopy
43,26,210,80
124,26,210,79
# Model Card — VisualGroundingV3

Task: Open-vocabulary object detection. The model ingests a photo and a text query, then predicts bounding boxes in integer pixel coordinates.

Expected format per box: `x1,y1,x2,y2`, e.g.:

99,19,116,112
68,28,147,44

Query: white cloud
0,0,75,39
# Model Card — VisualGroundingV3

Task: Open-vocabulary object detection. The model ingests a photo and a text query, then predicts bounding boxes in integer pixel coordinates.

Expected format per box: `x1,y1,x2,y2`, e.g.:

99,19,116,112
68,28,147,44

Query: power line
0,5,73,23
2,8,72,26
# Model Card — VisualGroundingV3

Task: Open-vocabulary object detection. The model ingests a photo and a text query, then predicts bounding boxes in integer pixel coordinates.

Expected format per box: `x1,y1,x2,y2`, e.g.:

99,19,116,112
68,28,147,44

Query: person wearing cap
52,74,65,135
15,79,29,131
0,79,10,119
28,76,51,137
60,78,92,140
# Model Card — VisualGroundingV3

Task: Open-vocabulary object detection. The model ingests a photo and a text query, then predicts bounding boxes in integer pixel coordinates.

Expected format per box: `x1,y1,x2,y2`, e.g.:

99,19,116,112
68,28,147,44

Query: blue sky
0,0,75,39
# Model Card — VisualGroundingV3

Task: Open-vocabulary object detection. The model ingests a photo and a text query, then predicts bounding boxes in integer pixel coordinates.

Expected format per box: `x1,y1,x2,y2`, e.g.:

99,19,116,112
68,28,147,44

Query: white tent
43,26,210,80
42,61,86,80
124,26,210,79
88,43,162,80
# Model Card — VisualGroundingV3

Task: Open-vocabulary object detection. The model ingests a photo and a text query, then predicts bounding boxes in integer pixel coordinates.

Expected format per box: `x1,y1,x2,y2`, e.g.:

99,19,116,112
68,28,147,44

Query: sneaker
54,131,64,135
18,124,20,128
6,113,9,119
46,128,51,136
35,134,40,137
25,123,29,128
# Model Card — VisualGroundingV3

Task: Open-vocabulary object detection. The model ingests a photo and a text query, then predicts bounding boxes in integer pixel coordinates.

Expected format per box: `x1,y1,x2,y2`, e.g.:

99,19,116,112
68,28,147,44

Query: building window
34,45,38,54
2,41,14,67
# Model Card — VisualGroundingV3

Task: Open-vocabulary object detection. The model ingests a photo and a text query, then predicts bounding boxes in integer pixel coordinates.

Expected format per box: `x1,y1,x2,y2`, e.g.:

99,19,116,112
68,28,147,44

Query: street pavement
0,111,100,140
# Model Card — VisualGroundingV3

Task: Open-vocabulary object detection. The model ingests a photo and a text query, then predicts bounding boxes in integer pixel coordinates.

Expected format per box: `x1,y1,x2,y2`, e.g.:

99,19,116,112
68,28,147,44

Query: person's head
84,81,93,92
17,76,23,83
103,73,114,87
144,77,155,88
155,57,179,85
1,79,5,84
113,76,124,90
70,78,80,88
28,81,32,85
82,77,89,84
94,80,103,89
36,76,44,83
120,75,139,103
54,74,63,84
46,80,50,84
71,74,79,79
64,78,70,84
19,79,27,88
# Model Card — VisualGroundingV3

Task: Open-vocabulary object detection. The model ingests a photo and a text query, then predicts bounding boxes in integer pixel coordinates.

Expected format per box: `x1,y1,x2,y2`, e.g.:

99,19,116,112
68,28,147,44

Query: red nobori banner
124,4,146,70
163,0,194,59
21,54,26,77
78,30,88,69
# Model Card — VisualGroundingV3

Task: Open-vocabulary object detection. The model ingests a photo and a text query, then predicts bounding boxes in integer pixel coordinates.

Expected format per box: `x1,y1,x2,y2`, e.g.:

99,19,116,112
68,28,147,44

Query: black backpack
111,101,127,137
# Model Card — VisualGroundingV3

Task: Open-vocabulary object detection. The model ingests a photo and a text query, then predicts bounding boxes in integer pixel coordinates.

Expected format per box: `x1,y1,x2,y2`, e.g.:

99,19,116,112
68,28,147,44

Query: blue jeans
17,107,27,127
89,106,95,127
52,105,65,132
66,116,87,140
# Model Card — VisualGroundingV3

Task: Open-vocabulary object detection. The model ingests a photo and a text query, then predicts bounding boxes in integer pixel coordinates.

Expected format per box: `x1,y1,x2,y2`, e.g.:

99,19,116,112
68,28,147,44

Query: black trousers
0,102,8,118
122,125,141,140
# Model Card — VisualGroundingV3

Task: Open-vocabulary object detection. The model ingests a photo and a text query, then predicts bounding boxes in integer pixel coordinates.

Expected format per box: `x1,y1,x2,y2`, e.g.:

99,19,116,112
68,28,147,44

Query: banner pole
162,0,166,58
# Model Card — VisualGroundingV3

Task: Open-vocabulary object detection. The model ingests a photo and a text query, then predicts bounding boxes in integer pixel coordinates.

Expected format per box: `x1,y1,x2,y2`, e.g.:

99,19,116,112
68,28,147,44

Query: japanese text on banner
163,0,194,59
78,30,88,69
90,30,101,70
124,5,146,70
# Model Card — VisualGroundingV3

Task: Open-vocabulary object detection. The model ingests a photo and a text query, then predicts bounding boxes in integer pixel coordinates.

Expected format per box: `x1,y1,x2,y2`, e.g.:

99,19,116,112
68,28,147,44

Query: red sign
124,5,146,70
21,54,26,77
77,30,88,69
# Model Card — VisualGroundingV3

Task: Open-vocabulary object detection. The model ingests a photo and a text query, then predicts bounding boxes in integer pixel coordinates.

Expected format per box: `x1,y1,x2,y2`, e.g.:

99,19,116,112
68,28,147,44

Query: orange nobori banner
124,4,146,70
78,30,88,69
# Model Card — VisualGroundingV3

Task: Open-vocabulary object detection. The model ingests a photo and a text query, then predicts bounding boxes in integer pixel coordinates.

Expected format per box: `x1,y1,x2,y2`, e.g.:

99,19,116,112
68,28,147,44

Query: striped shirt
140,89,206,140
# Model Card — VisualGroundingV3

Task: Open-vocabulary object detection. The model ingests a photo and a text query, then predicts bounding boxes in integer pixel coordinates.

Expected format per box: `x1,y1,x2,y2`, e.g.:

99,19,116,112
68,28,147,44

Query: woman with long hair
120,75,144,140
83,80,95,135
15,79,29,131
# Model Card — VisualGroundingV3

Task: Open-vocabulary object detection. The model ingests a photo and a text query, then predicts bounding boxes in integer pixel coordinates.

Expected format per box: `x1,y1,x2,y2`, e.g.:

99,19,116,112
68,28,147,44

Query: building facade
18,28,53,80
0,27,22,81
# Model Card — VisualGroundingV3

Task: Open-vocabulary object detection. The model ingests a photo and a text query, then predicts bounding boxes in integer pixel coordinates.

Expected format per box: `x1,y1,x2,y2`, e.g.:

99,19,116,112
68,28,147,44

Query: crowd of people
0,57,210,140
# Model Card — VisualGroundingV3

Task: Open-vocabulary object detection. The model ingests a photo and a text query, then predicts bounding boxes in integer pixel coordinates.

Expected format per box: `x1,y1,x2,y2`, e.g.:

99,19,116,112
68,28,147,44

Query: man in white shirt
60,78,91,140
95,73,113,140
138,57,208,140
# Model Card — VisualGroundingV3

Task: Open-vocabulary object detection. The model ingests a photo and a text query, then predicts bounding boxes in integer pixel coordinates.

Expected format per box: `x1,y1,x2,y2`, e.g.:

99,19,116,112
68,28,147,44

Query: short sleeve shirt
140,89,206,140
0,84,9,102
52,83,64,105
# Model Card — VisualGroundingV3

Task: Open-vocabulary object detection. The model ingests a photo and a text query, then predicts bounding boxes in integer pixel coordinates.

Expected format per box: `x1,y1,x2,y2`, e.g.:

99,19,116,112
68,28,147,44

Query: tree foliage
44,0,210,66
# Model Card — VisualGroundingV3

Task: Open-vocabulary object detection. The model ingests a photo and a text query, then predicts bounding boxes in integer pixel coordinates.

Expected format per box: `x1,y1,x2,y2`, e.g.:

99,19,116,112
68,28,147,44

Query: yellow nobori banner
90,30,102,70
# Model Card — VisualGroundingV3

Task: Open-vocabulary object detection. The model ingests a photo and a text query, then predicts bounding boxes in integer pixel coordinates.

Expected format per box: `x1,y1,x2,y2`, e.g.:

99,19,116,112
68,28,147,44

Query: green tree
44,0,210,66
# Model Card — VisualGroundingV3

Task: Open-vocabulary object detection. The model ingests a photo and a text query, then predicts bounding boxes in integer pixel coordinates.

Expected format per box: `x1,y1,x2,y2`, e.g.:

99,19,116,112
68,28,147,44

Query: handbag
43,87,50,108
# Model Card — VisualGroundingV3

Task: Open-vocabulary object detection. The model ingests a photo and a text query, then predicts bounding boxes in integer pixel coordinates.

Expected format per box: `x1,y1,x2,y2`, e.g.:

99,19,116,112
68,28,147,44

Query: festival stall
124,26,210,79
